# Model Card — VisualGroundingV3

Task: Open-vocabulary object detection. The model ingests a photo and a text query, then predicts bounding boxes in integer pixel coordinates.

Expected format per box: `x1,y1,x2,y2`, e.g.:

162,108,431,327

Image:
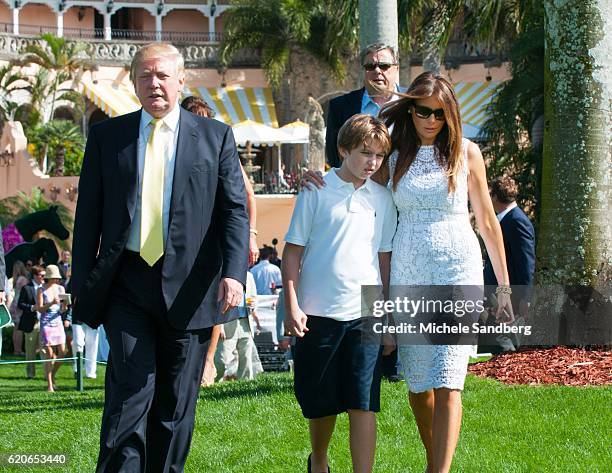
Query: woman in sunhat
36,265,69,392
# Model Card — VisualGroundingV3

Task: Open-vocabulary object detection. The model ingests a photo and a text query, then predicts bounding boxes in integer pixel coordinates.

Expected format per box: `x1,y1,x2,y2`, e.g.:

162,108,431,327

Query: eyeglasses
413,105,445,121
35,273,45,277
363,62,397,72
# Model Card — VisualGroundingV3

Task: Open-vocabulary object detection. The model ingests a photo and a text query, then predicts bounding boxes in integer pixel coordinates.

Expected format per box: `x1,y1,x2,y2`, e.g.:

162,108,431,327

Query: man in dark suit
484,176,536,352
57,250,71,286
71,43,249,472
17,265,45,378
325,43,400,168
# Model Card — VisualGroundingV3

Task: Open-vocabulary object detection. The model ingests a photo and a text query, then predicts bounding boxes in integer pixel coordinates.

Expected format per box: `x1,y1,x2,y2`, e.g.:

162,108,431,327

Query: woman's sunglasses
363,62,397,72
413,105,445,121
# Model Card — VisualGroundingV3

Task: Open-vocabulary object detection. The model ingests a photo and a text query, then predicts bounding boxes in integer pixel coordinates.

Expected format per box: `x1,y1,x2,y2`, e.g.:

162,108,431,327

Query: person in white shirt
282,115,397,473
250,247,282,295
215,271,262,381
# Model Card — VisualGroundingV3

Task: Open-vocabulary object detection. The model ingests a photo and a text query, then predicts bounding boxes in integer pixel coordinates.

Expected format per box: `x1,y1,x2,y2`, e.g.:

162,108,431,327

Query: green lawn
0,357,610,472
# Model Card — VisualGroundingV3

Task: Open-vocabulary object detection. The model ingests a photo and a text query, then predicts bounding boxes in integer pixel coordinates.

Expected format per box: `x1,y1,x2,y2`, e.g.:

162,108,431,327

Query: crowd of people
0,243,284,393
0,41,537,473
0,250,102,391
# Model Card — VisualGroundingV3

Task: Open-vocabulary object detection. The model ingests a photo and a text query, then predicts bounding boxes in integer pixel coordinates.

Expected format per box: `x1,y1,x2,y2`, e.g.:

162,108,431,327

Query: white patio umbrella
231,119,292,146
280,119,310,144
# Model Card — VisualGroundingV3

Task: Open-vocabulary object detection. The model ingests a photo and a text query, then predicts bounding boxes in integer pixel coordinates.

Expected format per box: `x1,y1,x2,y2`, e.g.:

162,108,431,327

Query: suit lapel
354,88,366,115
117,110,142,222
169,108,198,224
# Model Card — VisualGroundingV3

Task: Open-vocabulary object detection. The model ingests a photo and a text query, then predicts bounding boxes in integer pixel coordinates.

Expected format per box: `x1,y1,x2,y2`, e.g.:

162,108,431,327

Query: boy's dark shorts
293,315,382,419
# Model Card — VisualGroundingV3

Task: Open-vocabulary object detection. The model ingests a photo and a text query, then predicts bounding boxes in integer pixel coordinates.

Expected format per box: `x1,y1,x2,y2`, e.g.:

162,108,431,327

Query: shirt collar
496,202,517,222
361,84,402,112
326,168,374,193
140,102,181,133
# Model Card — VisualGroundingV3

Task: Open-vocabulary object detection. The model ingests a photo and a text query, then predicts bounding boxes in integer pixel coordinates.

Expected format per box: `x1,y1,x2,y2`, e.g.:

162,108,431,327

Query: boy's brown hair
336,114,391,159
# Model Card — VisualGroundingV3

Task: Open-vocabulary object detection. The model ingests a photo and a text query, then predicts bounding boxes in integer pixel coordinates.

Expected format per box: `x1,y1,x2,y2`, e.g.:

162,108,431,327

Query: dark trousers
96,251,211,473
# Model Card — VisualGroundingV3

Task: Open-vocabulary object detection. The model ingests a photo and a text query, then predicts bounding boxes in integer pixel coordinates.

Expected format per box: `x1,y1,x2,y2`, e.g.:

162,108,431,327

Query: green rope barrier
0,357,107,365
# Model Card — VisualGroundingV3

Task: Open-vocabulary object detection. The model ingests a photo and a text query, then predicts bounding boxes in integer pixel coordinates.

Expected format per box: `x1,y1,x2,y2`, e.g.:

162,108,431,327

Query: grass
0,356,610,472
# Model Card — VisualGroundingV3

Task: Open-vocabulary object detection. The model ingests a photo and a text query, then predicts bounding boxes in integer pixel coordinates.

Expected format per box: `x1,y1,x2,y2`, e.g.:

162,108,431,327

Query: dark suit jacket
484,206,536,303
325,88,365,168
71,108,249,330
17,282,38,332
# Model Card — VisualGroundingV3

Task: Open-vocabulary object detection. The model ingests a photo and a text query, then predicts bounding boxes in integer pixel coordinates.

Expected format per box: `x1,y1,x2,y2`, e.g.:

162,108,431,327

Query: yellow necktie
140,118,164,266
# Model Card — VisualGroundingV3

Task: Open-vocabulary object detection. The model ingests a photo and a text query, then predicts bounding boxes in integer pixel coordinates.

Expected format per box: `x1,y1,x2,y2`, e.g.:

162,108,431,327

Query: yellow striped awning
186,86,278,127
81,78,279,128
455,81,499,139
80,76,141,118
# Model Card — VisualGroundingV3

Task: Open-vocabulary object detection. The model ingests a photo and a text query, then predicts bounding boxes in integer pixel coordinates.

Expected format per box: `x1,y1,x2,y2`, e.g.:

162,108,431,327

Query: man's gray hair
359,43,399,65
130,43,185,81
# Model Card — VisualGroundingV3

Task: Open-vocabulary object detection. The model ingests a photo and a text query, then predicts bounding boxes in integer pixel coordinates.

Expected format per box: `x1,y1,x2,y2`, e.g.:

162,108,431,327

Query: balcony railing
0,22,222,43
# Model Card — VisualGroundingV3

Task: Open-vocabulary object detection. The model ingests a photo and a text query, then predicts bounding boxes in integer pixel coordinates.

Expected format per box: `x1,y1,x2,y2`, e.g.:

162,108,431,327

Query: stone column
155,14,162,42
57,12,64,38
12,5,19,36
103,13,111,41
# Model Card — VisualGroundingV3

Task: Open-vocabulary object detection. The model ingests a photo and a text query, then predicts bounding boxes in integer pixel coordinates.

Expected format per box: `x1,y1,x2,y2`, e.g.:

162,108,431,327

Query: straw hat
44,264,62,280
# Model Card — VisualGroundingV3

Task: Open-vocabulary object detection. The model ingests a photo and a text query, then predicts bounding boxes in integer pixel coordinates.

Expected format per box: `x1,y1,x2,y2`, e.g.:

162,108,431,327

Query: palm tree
503,0,612,346
220,0,357,89
398,0,529,72
0,65,22,121
29,119,84,177
12,33,94,122
480,0,544,221
540,0,610,288
359,0,398,52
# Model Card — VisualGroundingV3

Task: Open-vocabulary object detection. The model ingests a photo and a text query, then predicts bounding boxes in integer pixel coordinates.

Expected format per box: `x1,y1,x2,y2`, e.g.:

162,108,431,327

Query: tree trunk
54,146,65,177
421,4,449,73
535,0,611,345
358,0,398,54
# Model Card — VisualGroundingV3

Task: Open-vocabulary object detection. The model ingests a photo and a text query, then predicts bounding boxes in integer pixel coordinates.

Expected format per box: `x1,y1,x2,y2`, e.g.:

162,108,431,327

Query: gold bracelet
249,228,258,236
495,285,512,295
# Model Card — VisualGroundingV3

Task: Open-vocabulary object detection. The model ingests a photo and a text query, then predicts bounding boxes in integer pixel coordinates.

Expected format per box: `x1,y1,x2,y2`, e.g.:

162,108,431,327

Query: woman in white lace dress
378,72,514,472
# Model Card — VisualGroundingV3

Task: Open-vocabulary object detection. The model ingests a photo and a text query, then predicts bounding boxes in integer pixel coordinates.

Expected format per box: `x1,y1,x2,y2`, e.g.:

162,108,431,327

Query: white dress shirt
496,202,518,222
126,104,181,251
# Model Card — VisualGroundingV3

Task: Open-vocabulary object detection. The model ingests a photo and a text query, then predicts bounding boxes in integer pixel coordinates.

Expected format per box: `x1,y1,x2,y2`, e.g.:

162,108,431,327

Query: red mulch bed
468,347,612,386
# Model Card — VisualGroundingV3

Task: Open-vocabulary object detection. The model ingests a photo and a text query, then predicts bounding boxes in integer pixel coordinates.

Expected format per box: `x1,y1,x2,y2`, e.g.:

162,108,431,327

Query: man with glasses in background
325,43,401,168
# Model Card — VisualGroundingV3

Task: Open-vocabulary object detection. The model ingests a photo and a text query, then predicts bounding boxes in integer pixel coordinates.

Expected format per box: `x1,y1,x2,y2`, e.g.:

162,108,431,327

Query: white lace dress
389,139,482,392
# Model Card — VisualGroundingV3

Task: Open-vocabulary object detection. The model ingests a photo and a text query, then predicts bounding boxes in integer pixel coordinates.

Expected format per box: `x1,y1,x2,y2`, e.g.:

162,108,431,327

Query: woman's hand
299,170,325,190
382,333,397,356
249,235,259,266
495,292,515,324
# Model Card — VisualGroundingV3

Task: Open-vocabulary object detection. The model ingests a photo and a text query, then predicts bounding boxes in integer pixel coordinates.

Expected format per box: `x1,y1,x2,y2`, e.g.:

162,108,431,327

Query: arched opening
17,3,56,34
52,106,77,123
112,7,155,40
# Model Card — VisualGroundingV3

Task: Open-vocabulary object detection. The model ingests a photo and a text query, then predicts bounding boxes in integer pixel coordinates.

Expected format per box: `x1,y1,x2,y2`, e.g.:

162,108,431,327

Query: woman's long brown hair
379,72,463,193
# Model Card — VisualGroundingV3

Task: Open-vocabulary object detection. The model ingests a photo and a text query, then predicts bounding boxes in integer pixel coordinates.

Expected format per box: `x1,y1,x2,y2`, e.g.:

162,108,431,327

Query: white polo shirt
285,169,397,321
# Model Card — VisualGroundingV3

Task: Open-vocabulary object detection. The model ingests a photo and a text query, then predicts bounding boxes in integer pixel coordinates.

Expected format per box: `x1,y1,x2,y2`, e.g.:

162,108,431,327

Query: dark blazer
71,108,249,330
325,88,365,168
17,282,38,332
484,206,536,303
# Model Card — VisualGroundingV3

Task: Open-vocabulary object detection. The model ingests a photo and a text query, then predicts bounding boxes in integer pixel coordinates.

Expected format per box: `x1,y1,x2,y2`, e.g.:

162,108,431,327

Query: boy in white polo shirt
282,114,396,473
